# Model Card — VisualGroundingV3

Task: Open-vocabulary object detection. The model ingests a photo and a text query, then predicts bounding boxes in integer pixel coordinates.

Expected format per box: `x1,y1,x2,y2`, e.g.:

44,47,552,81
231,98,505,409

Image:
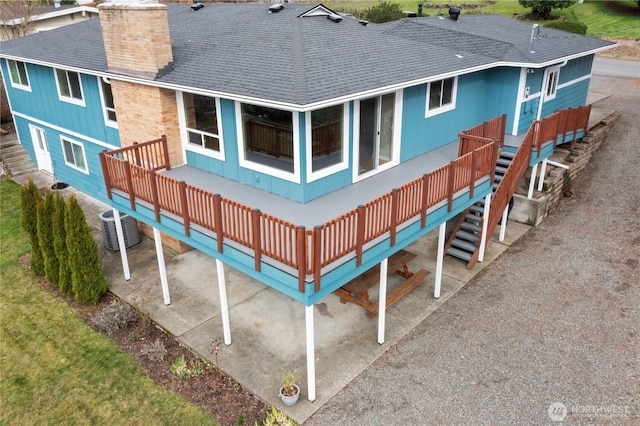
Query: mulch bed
18,253,271,426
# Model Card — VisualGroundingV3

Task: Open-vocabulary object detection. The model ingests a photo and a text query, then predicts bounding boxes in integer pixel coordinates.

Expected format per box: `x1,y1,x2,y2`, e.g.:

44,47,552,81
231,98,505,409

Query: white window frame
6,59,31,91
425,76,458,118
60,136,89,174
235,102,300,184
177,91,225,161
54,68,85,106
98,76,117,128
305,103,349,183
544,67,560,101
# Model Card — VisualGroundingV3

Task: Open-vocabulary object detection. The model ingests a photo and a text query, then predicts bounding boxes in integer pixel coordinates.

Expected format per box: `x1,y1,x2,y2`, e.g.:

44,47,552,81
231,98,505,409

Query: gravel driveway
306,73,639,424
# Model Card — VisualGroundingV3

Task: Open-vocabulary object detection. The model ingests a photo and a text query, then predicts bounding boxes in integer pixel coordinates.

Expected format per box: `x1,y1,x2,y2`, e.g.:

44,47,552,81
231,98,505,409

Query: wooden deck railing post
149,170,161,222
99,151,112,200
123,160,136,211
213,194,224,253
161,135,171,170
313,226,322,291
420,174,429,228
469,150,478,199
178,181,190,237
251,209,262,272
296,226,306,292
356,205,365,266
390,188,399,247
132,142,141,167
447,161,456,212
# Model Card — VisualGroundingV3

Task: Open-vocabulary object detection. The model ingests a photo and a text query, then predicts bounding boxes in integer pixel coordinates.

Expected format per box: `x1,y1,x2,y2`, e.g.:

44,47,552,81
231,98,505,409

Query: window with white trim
307,104,347,181
99,77,117,127
545,67,560,100
183,92,222,153
61,137,88,173
7,60,30,91
55,69,84,105
426,76,457,117
240,103,295,174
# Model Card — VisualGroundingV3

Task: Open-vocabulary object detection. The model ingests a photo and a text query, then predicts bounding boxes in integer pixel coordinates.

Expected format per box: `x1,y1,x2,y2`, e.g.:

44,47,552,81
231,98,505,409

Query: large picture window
61,137,88,173
99,77,117,127
7,60,30,91
240,103,294,173
426,76,457,117
55,69,84,105
183,93,221,153
308,104,346,180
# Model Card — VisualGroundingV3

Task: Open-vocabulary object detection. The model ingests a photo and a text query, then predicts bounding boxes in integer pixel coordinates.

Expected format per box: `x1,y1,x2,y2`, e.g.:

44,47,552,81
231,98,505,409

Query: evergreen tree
52,193,72,293
20,179,44,275
38,190,59,286
65,196,109,305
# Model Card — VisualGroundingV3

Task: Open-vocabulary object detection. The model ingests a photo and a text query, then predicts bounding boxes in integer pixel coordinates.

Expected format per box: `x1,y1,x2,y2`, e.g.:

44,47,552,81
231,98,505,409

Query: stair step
456,230,481,243
465,214,482,223
451,238,477,252
446,247,472,262
496,157,512,167
500,150,515,159
494,174,503,182
461,222,482,233
495,165,508,175
469,205,484,214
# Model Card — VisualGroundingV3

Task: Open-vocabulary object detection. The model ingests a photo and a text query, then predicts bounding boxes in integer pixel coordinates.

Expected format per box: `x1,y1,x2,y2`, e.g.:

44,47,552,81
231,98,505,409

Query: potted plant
279,369,300,406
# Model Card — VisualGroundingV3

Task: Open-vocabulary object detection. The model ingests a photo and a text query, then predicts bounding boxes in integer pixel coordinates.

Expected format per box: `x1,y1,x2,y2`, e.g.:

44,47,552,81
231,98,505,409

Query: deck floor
163,141,460,228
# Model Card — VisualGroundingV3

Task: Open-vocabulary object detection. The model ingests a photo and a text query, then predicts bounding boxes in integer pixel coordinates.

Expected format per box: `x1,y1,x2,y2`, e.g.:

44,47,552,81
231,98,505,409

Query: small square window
426,77,457,117
55,69,84,106
7,60,30,91
61,137,88,173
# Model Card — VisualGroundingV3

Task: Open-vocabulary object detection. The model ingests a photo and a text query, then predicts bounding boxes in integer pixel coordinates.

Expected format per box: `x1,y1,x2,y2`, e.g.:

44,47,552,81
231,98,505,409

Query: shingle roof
0,3,614,108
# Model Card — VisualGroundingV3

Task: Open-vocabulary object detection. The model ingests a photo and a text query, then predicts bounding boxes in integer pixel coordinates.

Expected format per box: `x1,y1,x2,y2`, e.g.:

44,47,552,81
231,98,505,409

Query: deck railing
556,104,591,151
100,137,497,293
459,114,506,155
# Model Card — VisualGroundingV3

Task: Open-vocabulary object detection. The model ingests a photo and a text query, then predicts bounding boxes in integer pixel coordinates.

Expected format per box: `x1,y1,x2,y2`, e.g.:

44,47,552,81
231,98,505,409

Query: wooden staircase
444,149,516,267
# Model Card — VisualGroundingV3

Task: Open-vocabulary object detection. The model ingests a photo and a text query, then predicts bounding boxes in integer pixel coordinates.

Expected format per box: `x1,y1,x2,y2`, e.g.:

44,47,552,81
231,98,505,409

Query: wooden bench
335,249,430,318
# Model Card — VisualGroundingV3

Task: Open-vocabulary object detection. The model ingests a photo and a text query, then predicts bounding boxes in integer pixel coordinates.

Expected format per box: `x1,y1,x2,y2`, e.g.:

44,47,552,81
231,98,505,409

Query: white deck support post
499,204,509,242
527,163,538,199
112,209,131,281
537,158,548,191
434,222,446,298
215,259,231,345
305,305,316,402
153,227,170,305
377,258,389,345
478,193,492,263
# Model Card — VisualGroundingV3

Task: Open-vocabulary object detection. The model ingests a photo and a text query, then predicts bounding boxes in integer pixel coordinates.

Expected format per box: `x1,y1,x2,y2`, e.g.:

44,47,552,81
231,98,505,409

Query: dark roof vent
269,4,285,13
359,20,369,26
449,7,460,21
191,2,204,11
327,13,342,23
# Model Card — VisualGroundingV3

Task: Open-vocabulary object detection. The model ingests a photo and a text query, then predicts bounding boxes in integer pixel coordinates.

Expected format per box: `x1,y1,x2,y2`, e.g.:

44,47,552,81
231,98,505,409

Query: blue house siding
1,61,120,147
541,78,590,117
558,55,594,84
12,115,112,204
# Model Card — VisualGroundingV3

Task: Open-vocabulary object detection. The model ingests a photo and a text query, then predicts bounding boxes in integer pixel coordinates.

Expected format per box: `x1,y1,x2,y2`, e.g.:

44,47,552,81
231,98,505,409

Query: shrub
65,195,109,304
38,190,59,286
52,193,72,293
519,0,575,20
89,301,136,335
544,19,587,35
170,355,205,379
20,180,44,275
141,339,167,362
363,1,405,23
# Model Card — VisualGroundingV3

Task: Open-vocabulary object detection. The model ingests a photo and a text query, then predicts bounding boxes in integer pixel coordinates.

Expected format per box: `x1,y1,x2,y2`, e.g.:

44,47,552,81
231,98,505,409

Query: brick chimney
98,0,173,79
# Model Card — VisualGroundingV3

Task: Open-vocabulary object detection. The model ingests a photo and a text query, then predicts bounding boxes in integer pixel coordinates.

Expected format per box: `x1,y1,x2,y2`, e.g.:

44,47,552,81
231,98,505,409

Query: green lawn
0,179,217,425
322,0,640,39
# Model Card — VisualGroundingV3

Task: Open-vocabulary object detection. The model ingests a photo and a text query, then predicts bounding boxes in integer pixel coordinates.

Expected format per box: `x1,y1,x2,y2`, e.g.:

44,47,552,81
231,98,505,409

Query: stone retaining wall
510,112,620,226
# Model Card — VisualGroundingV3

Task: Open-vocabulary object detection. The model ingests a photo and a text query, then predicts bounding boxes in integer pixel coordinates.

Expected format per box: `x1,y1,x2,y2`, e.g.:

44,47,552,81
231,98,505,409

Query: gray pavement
305,74,640,424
